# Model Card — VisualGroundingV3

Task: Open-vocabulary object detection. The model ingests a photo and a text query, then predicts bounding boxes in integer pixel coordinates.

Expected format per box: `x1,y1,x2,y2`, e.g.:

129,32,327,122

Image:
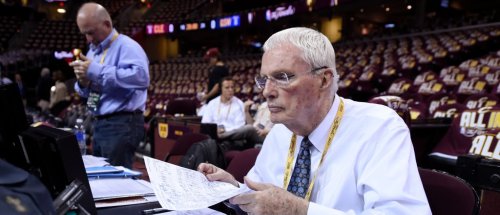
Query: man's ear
104,20,112,28
320,68,334,90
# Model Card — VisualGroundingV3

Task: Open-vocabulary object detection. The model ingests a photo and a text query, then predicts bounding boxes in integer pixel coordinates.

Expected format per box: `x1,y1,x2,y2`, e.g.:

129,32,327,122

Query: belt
95,110,143,120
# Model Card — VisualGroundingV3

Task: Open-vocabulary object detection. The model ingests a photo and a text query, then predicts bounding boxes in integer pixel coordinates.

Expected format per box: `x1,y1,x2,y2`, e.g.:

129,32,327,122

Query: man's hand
200,94,208,103
256,128,269,137
230,177,309,215
69,53,92,88
197,163,239,187
244,100,254,112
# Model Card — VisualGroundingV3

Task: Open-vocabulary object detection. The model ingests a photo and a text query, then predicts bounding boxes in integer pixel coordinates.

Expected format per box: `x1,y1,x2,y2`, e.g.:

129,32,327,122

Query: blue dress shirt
75,29,150,116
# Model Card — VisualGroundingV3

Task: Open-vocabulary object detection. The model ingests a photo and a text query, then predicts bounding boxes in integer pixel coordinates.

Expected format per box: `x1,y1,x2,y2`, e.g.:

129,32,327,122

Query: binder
87,166,142,179
86,166,123,175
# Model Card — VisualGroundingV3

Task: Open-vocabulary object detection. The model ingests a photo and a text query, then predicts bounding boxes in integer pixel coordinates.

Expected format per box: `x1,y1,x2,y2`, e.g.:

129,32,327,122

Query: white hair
263,27,339,93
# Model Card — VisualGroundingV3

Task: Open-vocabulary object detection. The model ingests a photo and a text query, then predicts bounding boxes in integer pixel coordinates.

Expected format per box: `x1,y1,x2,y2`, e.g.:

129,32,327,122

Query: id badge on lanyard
87,91,100,112
86,32,119,113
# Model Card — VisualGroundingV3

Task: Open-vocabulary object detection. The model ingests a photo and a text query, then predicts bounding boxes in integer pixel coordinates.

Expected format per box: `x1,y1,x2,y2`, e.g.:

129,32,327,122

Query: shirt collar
219,96,233,104
298,94,341,153
90,29,117,53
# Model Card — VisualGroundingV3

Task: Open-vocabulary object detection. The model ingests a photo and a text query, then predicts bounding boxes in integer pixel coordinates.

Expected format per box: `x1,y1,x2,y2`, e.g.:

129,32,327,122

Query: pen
142,208,169,215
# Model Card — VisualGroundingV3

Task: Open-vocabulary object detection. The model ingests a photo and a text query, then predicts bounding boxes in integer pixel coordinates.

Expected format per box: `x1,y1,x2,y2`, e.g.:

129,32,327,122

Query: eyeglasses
254,66,327,89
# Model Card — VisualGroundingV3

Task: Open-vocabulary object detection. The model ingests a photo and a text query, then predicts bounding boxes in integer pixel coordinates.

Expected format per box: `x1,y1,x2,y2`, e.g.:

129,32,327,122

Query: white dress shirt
252,102,273,130
201,96,245,132
247,95,431,214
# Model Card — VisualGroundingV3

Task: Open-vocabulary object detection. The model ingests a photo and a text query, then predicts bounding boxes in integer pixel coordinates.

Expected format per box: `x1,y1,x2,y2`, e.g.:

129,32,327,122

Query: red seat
429,107,500,173
455,77,489,103
225,148,260,183
386,77,413,96
368,95,410,126
223,150,241,165
426,93,458,115
153,120,193,160
419,168,480,215
464,94,498,109
429,103,466,119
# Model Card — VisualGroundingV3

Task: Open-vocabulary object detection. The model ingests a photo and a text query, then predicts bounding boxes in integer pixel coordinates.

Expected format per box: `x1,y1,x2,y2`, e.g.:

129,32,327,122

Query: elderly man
69,3,149,168
198,27,430,214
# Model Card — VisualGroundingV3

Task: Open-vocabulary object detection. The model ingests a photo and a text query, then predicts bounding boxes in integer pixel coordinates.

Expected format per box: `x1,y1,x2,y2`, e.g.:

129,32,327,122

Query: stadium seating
419,168,480,215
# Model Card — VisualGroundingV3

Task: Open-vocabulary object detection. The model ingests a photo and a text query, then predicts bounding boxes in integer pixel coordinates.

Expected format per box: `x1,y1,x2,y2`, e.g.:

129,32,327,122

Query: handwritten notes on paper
144,156,249,211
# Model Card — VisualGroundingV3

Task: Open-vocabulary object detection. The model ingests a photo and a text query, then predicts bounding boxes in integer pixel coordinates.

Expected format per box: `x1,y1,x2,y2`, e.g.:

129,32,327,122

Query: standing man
198,27,430,214
201,77,245,139
200,47,229,103
69,3,149,168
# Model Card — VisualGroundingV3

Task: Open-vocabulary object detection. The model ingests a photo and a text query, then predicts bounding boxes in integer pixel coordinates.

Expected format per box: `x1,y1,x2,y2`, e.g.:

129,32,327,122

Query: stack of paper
89,178,154,200
89,178,156,208
84,155,154,208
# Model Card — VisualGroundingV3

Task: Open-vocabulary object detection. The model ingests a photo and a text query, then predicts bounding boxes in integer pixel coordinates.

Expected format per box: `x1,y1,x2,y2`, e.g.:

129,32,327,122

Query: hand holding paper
144,156,250,211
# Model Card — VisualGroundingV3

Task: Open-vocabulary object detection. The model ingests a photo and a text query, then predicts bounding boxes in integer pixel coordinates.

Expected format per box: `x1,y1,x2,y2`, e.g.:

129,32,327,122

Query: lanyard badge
87,91,100,112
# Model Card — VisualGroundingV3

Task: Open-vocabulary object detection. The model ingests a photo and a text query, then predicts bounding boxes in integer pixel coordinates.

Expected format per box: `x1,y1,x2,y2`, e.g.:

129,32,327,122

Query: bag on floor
179,138,226,170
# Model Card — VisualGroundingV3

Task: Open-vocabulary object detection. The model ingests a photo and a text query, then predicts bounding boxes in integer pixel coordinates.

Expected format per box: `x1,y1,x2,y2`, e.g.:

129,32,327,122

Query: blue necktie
287,136,312,198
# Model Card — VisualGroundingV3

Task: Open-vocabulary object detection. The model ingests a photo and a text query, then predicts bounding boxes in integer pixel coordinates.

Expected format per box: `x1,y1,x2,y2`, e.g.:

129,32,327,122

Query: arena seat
419,168,480,215
225,148,260,183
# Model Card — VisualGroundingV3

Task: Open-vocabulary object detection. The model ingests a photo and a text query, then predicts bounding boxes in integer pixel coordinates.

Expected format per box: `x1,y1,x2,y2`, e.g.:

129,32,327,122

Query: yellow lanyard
283,99,344,201
217,98,232,121
99,32,119,64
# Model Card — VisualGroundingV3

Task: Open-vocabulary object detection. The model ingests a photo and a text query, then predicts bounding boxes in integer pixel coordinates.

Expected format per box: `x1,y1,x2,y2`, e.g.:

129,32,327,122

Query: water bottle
74,118,86,155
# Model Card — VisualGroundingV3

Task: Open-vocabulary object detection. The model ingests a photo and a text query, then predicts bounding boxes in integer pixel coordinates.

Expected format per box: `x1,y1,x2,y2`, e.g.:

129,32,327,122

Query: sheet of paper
94,195,158,208
89,178,154,200
158,208,226,215
82,155,109,168
144,156,250,211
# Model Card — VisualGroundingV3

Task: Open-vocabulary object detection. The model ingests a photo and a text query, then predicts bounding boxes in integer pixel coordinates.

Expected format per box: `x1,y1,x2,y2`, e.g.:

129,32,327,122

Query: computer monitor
19,125,96,214
0,83,29,169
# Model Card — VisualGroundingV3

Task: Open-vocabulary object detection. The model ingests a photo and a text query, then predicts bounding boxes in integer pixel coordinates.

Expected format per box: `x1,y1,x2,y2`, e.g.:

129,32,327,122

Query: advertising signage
146,23,175,35
265,5,296,21
212,15,240,29
146,15,241,34
146,24,167,35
